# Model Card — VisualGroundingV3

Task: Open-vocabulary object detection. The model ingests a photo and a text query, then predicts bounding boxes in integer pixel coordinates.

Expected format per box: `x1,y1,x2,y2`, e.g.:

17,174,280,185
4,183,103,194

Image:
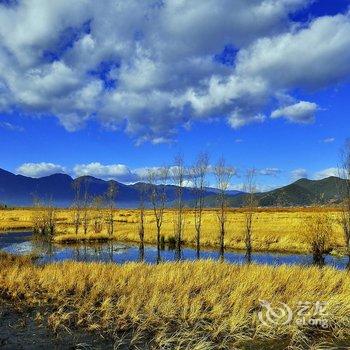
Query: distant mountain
0,168,225,207
130,182,218,202
204,176,347,207
255,177,347,207
203,187,243,196
0,169,75,206
0,168,346,208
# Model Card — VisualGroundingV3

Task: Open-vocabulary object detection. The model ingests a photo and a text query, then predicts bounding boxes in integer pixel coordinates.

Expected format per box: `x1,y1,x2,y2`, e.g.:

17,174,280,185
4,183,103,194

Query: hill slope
214,176,347,207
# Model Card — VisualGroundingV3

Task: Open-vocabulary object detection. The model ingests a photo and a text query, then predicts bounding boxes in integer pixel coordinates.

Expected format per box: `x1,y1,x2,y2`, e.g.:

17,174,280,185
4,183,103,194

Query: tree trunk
196,227,200,259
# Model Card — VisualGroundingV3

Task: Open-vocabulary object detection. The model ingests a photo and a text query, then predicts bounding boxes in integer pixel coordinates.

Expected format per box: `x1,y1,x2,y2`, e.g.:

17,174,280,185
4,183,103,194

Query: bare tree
32,195,45,235
172,154,187,259
81,181,90,235
214,157,234,260
72,179,82,235
190,152,209,258
106,182,117,236
243,169,257,263
338,139,350,265
92,195,104,234
137,182,148,261
148,166,169,262
44,199,57,236
304,213,333,265
32,196,57,238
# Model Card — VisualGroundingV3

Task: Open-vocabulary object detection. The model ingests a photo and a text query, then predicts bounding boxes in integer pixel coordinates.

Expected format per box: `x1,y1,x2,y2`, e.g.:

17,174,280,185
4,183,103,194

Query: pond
0,231,349,269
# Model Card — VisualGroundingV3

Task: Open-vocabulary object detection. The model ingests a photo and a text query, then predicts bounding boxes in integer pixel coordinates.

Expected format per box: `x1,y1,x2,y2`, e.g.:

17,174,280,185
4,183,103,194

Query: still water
0,231,349,268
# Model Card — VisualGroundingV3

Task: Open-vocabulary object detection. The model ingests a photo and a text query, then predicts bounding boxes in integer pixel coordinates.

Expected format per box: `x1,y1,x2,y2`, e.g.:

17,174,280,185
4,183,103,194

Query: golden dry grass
0,252,350,349
0,207,345,253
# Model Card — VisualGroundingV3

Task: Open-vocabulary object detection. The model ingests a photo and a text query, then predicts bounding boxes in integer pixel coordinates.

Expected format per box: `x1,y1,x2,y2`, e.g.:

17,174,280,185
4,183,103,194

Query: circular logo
258,300,293,326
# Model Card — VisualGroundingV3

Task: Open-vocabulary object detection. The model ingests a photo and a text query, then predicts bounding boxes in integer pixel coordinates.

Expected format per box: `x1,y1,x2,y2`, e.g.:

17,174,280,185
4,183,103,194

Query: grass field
0,252,350,349
0,207,345,254
0,208,348,348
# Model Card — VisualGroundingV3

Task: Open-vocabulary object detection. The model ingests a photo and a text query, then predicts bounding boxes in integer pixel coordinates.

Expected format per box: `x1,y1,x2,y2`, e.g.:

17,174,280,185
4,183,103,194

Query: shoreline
0,228,347,257
50,232,348,257
53,235,328,255
0,206,347,256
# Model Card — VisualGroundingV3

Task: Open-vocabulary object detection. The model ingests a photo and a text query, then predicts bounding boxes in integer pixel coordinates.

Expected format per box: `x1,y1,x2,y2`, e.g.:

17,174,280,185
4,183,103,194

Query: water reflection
1,231,350,269
245,251,252,265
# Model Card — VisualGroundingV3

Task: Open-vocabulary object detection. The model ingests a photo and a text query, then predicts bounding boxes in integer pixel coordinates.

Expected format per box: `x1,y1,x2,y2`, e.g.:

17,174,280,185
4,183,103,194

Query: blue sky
0,0,349,190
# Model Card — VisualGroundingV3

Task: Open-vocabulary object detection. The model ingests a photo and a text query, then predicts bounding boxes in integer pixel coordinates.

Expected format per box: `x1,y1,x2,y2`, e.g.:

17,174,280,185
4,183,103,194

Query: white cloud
291,168,308,180
270,101,318,123
228,112,266,129
0,121,24,132
187,12,350,128
323,137,335,143
73,163,196,183
16,161,166,183
73,162,139,182
314,167,339,180
235,13,350,89
183,179,195,188
1,1,349,142
17,162,66,177
259,167,281,176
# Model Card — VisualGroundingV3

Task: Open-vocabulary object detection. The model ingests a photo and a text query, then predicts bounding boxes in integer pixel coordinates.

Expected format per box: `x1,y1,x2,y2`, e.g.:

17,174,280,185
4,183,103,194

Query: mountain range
0,168,227,207
203,176,347,207
0,168,346,208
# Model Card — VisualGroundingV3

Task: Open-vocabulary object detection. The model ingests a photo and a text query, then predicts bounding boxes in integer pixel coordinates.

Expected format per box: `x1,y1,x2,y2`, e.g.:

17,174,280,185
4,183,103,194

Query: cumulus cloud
73,162,236,183
270,101,318,123
259,167,281,176
314,167,339,180
16,160,210,183
15,161,168,183
17,162,66,177
73,162,139,182
291,168,308,180
1,1,349,142
73,163,178,182
187,12,350,128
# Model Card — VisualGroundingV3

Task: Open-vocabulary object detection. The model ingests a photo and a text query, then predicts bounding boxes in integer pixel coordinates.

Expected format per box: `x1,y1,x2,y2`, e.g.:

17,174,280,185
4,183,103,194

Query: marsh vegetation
0,207,346,256
1,253,350,349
